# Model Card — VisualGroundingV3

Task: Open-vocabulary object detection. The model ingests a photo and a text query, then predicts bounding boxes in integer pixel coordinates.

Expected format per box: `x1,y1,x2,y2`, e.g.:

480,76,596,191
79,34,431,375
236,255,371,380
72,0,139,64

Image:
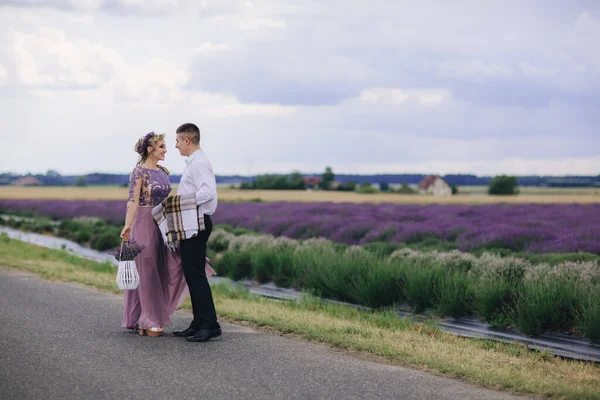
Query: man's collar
185,148,202,165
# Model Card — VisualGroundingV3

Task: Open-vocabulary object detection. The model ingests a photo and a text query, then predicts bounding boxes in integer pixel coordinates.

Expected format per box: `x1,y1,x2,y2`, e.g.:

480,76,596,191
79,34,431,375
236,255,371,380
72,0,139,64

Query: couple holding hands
119,123,220,343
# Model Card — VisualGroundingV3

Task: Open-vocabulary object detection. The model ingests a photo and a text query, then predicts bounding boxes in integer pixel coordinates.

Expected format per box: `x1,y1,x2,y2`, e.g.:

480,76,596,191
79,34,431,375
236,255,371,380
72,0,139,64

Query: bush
75,230,92,244
473,278,517,328
216,250,253,281
488,175,519,195
400,258,443,313
436,271,474,318
581,293,600,343
250,239,296,284
90,231,120,251
356,182,378,194
515,276,584,335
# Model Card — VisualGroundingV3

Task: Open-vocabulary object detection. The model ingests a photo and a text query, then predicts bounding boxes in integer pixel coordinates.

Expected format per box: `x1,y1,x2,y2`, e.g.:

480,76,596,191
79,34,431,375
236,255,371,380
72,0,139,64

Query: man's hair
176,123,200,145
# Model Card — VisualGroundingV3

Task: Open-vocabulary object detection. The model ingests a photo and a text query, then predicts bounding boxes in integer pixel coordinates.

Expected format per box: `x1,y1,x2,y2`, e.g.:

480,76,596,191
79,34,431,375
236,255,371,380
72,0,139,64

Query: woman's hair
134,132,169,175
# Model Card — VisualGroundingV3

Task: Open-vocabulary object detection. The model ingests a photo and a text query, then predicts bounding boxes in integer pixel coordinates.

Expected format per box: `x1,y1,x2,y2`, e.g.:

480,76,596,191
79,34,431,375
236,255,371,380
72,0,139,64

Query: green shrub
436,271,474,318
90,231,120,251
515,276,584,336
216,250,253,281
208,229,235,253
488,175,519,195
400,259,443,313
75,230,92,244
348,260,404,308
474,278,517,328
581,293,600,343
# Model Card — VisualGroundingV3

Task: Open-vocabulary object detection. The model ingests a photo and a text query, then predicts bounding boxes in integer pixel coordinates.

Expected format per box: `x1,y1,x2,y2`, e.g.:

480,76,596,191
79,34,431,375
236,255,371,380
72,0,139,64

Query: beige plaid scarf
152,192,205,251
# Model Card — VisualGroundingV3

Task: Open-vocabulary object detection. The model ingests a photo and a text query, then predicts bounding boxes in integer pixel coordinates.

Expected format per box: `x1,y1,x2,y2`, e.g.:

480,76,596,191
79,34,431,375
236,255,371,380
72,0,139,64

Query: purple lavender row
1,199,599,254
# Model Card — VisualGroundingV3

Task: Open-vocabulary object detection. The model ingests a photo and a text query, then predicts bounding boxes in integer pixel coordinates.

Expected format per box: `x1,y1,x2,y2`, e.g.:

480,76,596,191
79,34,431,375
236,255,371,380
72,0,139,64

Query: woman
120,131,215,337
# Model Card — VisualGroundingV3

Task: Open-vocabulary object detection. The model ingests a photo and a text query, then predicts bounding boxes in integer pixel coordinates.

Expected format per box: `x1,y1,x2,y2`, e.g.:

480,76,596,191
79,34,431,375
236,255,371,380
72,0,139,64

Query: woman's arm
121,169,143,240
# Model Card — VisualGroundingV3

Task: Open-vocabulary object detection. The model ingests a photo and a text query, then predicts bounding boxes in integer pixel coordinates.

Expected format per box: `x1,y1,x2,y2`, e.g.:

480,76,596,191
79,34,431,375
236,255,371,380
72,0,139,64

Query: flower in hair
138,132,154,155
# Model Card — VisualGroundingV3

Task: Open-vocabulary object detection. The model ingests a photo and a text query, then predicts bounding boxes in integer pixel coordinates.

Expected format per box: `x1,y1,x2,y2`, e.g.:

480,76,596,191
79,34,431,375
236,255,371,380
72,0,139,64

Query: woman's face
149,139,167,161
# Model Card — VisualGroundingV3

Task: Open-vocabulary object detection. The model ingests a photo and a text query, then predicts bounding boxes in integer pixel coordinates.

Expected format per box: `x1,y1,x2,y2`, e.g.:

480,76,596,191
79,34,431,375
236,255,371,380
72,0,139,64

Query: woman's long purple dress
122,165,214,330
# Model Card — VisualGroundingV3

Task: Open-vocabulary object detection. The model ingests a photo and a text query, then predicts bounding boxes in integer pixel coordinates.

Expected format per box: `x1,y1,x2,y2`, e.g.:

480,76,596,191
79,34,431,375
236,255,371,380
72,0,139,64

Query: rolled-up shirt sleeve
191,162,217,206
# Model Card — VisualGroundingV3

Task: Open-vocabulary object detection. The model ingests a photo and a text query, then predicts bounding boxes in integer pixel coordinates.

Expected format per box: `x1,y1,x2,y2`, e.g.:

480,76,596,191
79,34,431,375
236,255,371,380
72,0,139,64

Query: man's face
175,134,189,156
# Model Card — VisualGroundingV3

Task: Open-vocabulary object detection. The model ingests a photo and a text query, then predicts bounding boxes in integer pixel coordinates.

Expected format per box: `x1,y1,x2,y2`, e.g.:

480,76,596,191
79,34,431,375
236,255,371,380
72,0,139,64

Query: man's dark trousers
180,214,219,330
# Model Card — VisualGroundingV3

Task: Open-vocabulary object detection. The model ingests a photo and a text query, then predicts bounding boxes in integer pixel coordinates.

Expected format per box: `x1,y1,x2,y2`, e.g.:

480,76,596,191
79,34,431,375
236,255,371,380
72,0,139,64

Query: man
173,123,221,342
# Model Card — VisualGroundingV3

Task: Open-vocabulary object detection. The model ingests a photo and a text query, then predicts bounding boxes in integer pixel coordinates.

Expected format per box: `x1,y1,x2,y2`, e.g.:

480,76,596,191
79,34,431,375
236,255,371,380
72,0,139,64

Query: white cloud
358,88,452,106
194,42,228,52
112,59,188,103
12,27,121,86
2,0,243,16
10,26,188,103
0,64,8,85
190,92,296,118
438,59,516,81
227,15,287,30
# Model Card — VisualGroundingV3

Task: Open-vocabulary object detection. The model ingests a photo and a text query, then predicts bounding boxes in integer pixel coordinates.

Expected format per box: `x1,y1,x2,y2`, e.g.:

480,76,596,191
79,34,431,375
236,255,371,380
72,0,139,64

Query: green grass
2,234,600,399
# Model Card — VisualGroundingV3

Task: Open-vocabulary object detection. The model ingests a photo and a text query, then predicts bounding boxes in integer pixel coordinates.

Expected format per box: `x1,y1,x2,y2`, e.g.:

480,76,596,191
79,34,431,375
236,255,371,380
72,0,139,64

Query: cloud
438,60,516,82
190,92,296,118
0,0,243,16
0,64,8,85
12,27,120,87
188,43,378,105
358,88,452,106
9,26,188,102
1,1,599,177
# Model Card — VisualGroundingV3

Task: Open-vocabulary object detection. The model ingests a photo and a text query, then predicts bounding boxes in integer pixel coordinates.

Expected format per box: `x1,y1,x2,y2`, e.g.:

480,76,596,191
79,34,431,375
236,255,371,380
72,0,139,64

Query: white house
418,175,452,196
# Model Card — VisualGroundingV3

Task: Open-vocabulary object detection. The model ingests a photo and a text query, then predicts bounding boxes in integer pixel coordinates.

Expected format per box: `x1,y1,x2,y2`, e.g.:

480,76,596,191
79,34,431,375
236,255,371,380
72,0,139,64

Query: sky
0,0,599,177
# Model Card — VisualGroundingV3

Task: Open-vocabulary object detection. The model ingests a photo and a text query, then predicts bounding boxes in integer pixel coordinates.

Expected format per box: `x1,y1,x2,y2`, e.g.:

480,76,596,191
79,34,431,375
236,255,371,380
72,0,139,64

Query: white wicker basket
116,260,139,290
115,241,139,290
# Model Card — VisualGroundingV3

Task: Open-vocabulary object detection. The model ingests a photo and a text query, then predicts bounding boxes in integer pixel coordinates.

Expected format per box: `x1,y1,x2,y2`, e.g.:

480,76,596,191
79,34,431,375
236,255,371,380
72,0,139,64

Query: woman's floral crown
138,132,154,155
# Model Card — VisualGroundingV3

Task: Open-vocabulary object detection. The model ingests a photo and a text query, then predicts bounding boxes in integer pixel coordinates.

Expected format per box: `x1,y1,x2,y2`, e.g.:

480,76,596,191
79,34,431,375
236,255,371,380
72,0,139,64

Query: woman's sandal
139,327,164,337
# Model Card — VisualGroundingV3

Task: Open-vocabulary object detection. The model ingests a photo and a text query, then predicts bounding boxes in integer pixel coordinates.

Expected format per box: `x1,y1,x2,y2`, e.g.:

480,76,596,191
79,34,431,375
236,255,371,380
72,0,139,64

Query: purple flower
108,240,145,261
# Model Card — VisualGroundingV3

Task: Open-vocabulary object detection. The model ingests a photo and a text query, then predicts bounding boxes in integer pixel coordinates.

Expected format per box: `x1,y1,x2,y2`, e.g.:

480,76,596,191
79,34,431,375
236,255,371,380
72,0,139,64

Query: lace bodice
127,165,172,207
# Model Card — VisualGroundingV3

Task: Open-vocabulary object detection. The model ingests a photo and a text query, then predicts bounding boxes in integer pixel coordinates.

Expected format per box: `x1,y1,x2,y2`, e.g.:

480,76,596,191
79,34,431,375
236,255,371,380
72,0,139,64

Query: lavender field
1,199,600,254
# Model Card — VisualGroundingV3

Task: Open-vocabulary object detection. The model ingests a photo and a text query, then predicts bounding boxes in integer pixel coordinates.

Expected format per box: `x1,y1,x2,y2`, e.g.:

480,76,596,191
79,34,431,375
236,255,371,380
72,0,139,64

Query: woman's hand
120,224,131,241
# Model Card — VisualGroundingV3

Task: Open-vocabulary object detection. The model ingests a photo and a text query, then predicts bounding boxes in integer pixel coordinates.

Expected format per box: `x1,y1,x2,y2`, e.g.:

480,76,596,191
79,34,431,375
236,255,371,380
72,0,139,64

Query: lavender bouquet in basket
109,240,145,290
108,240,145,262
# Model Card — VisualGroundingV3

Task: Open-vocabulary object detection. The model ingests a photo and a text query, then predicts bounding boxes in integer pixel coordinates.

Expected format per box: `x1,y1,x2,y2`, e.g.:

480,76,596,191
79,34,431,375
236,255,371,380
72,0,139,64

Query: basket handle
119,240,124,261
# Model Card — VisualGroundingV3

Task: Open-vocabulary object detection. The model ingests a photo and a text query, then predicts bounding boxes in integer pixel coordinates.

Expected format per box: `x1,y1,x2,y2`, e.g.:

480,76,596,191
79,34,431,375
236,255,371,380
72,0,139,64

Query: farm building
418,175,452,196
11,177,43,186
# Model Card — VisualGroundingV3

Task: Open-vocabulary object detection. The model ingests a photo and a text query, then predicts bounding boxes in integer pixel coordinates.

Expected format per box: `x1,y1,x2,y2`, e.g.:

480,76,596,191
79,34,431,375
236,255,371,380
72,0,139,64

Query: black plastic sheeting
3,226,599,363
217,279,600,363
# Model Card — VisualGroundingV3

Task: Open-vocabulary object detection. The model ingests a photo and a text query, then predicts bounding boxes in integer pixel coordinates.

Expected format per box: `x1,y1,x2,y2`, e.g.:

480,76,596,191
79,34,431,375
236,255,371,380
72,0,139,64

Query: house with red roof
418,175,452,196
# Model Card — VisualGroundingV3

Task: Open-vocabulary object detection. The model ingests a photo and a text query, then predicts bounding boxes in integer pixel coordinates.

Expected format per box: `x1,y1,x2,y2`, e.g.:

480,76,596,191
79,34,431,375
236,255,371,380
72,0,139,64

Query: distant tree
395,183,417,194
357,182,378,194
337,180,357,192
451,184,459,195
74,176,88,187
288,171,307,190
240,172,306,190
319,166,335,190
46,169,62,177
488,175,519,195
379,182,390,192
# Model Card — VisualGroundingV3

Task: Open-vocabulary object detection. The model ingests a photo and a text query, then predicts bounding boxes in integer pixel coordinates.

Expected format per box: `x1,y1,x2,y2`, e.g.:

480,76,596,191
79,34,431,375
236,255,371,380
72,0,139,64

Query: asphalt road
0,268,526,400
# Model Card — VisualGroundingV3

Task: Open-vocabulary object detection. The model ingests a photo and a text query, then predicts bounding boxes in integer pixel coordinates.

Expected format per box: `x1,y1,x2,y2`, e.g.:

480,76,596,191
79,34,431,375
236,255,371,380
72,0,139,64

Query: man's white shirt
177,149,218,215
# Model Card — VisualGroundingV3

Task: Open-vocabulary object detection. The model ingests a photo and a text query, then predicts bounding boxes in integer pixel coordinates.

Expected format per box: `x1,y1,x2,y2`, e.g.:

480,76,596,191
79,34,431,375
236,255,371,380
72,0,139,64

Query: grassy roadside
1,234,599,400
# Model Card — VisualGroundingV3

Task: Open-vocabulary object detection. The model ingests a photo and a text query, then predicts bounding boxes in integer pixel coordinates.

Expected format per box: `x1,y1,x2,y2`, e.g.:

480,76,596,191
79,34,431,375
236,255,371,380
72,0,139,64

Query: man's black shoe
186,328,222,342
173,327,198,337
